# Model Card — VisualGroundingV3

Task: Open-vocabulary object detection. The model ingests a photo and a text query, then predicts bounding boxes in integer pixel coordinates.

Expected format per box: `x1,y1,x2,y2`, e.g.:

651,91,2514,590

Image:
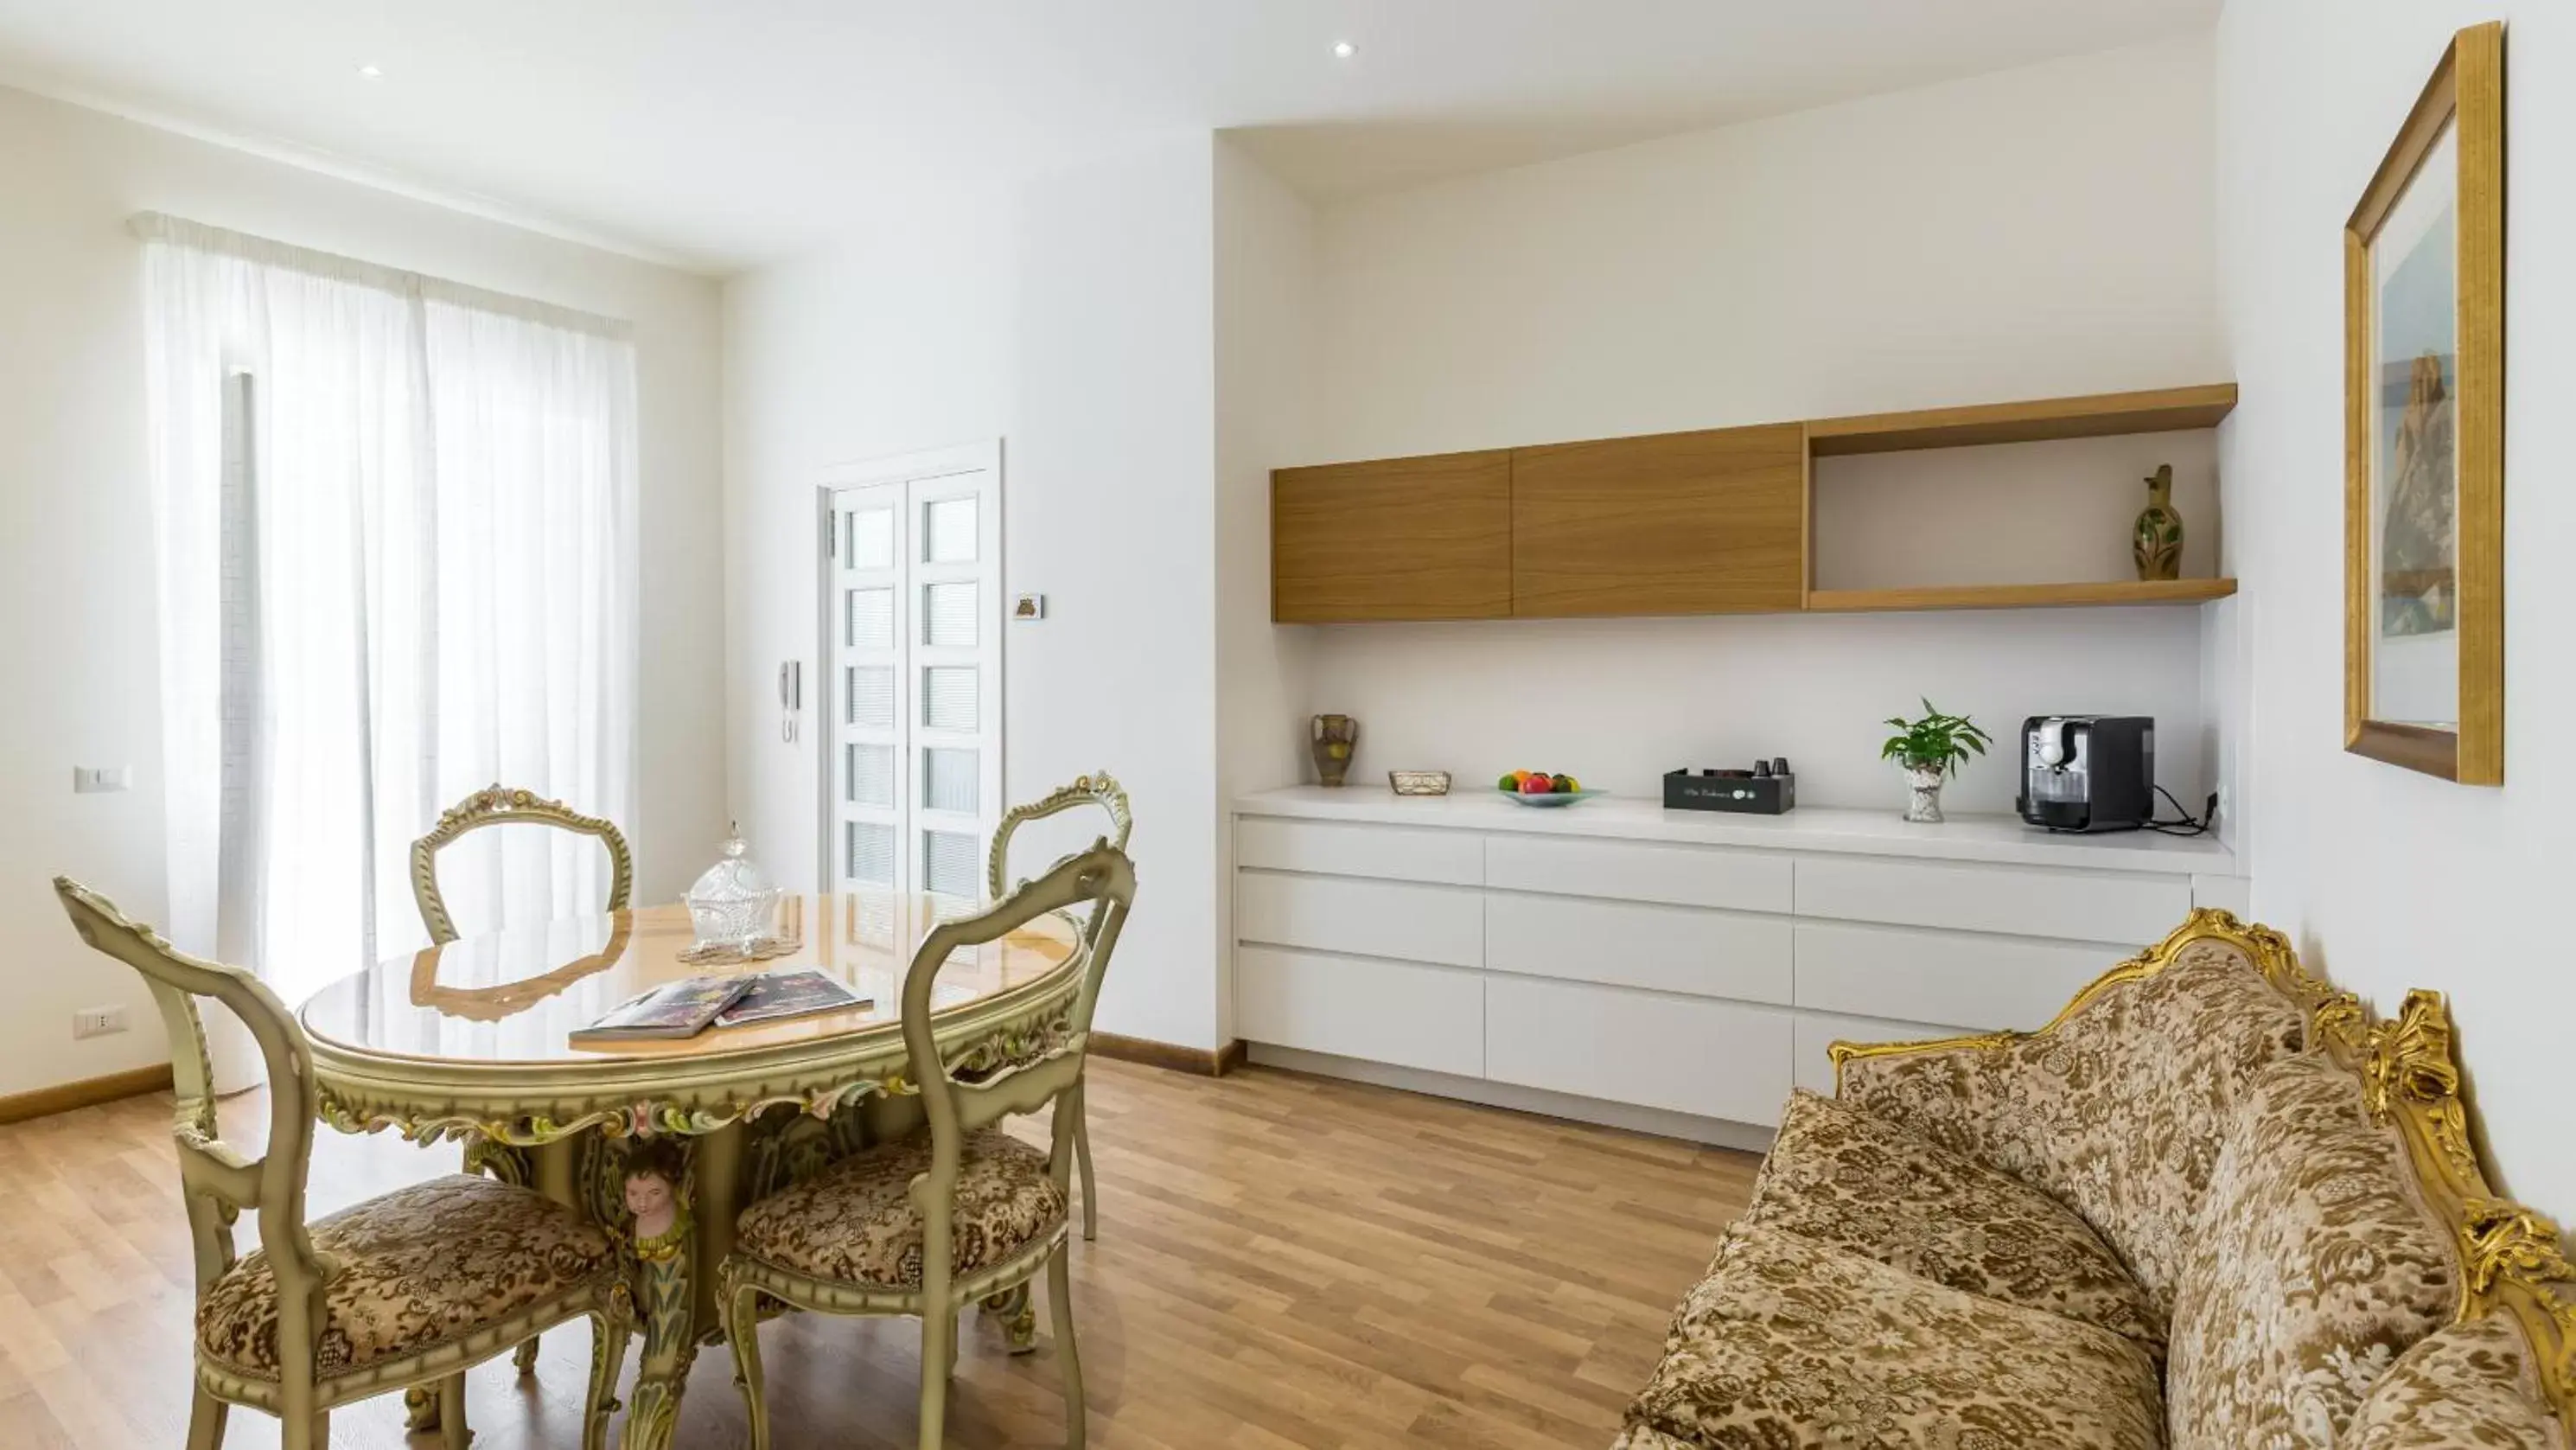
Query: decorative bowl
1389,770,1451,796
1497,788,1603,808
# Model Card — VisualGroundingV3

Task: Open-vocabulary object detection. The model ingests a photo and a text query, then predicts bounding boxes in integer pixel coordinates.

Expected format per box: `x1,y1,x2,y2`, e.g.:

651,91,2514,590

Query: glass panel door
829,484,906,890
824,446,1001,903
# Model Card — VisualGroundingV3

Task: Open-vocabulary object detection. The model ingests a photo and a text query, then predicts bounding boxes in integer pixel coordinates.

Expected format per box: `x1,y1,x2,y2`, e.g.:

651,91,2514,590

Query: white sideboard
1230,786,2243,1147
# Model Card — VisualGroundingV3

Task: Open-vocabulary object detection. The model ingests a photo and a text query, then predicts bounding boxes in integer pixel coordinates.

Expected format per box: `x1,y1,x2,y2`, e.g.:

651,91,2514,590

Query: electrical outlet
73,1005,129,1039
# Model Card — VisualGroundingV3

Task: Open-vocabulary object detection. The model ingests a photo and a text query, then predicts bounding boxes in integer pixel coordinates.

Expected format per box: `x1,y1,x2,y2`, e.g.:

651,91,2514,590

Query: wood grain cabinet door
1272,450,1513,622
1511,424,1805,616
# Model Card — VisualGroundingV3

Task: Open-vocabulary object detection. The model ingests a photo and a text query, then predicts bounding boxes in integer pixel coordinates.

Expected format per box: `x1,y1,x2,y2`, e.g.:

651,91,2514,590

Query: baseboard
1090,1032,1248,1077
1245,1044,1777,1153
0,1063,174,1125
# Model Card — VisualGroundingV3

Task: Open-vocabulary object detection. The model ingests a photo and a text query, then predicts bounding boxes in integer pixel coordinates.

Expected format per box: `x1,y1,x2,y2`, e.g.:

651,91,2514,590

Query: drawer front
1236,947,1483,1078
1236,816,1483,888
1791,1011,1973,1096
1484,834,1791,912
1486,894,1791,1004
1793,855,2188,945
1793,922,2118,1032
1484,975,1793,1127
1235,871,1482,968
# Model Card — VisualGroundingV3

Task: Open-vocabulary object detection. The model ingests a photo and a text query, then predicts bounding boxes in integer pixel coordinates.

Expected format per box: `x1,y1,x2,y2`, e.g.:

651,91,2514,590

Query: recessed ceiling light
356,64,385,80
1331,41,1356,60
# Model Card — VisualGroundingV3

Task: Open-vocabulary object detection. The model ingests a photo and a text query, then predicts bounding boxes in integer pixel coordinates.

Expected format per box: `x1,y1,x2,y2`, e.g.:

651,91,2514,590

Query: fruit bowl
1498,788,1603,808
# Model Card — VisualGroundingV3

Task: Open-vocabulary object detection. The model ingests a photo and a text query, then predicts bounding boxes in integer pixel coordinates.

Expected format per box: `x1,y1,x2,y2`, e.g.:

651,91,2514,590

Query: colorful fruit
1553,774,1579,793
1495,772,1518,791
1519,774,1552,794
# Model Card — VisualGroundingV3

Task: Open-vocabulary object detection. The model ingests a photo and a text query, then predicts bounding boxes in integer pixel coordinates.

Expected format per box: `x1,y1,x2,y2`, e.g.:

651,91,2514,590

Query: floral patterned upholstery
2164,1050,2460,1449
1836,937,2306,1319
1622,1224,2165,1450
2343,1314,2569,1450
732,1125,1068,1289
1741,1089,2165,1354
196,1174,616,1380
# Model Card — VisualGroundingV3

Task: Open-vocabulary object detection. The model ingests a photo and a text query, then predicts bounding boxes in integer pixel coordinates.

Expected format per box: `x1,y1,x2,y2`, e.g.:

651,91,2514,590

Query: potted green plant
1880,700,1993,824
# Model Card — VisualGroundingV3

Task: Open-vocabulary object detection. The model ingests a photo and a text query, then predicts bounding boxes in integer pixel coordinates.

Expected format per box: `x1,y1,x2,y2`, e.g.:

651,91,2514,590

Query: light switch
73,765,130,794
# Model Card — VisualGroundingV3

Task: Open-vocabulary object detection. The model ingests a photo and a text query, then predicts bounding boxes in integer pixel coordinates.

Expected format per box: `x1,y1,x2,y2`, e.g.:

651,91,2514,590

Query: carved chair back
901,842,1134,1300
410,783,633,944
51,878,328,1382
985,773,1131,901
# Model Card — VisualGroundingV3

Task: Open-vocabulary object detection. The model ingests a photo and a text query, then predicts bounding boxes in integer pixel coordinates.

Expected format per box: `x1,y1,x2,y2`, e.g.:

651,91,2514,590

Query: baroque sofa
1613,910,2576,1449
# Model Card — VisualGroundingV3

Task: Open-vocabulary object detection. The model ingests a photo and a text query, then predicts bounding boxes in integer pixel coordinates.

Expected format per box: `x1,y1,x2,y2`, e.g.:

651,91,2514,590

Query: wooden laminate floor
0,1060,1757,1449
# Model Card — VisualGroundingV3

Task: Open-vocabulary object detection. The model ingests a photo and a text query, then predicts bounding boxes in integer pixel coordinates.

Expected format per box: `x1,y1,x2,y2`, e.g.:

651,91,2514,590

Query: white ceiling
0,1,2220,275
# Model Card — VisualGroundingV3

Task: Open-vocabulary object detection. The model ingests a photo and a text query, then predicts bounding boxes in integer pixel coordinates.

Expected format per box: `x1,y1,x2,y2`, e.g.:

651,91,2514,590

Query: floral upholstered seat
1612,914,2576,1449
732,1126,1068,1290
2343,1316,2571,1449
2164,1050,2461,1448
1740,1089,2164,1354
1837,936,2307,1322
1621,1223,2165,1450
197,1173,618,1380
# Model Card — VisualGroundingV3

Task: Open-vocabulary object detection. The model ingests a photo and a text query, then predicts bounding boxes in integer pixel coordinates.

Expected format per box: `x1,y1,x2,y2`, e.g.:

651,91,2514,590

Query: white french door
822,444,1003,899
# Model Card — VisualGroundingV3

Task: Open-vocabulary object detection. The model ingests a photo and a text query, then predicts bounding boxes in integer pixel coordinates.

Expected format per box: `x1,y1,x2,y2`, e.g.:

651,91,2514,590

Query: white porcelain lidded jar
685,823,780,951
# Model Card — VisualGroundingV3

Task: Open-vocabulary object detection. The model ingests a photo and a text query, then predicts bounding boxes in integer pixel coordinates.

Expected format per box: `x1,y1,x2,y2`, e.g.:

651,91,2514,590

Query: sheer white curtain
138,216,636,1073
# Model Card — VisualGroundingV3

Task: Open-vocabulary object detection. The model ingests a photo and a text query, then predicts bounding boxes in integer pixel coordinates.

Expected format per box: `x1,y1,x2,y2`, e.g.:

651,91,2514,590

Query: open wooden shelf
1805,578,2239,613
1806,384,2239,457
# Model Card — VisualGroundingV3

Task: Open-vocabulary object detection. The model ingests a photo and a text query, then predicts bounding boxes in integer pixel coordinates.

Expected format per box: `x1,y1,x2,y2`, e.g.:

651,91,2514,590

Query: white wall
1298,34,2228,818
0,83,727,1100
2216,0,2576,1220
724,133,1234,1051
1214,140,1319,1038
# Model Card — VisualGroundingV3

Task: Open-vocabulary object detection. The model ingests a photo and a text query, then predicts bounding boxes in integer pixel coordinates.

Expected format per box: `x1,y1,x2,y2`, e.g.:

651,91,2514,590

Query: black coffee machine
2017,716,2154,833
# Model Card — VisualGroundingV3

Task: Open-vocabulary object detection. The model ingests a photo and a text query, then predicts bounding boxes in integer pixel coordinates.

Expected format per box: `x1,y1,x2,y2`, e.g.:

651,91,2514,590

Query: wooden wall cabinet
1267,386,2241,623
1272,450,1511,623
1510,424,1806,617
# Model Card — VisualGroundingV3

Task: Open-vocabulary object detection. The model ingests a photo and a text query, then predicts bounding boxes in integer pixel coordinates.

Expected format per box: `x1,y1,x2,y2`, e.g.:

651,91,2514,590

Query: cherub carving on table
624,1139,686,1248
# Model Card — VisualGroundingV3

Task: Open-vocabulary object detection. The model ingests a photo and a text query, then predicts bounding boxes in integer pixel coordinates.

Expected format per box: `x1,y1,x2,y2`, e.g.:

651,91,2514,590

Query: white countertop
1235,785,2235,876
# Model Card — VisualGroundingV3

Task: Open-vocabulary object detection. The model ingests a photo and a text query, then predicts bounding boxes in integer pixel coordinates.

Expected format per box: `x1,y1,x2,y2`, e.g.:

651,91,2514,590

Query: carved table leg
404,1384,439,1434
621,1241,697,1450
982,1281,1038,1354
617,1123,742,1450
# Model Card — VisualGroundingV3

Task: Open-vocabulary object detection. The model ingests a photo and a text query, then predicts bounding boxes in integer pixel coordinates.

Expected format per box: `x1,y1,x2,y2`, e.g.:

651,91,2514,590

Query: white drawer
1484,834,1791,913
1793,855,2187,945
2191,873,2251,916
1236,946,1483,1078
1484,975,1793,1127
1793,922,2115,1032
1791,1010,1976,1096
1236,816,1482,887
1234,871,1482,968
1485,894,1791,1004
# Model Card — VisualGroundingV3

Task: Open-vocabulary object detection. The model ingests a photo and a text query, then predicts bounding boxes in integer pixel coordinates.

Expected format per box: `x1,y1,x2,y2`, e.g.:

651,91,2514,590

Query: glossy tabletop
300,891,1081,1068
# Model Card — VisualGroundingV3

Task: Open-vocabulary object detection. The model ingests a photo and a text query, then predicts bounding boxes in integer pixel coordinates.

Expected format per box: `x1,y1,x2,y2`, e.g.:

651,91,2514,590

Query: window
824,446,1002,898
140,213,637,1000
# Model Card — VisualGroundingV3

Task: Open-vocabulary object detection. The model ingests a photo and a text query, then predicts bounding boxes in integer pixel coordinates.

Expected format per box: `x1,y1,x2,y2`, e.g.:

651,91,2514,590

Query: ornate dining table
296,890,1087,1450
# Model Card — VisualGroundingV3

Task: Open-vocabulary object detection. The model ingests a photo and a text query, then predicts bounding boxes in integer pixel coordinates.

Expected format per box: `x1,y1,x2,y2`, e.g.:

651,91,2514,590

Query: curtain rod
129,211,635,342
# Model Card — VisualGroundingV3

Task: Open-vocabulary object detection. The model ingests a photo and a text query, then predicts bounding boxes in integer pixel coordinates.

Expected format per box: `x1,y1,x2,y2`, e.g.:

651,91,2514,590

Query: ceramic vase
2133,463,2183,581
1903,764,1948,824
1310,713,1359,787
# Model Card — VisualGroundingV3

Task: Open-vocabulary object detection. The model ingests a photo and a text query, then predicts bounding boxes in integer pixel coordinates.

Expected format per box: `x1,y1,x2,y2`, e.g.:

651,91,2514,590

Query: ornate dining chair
408,782,632,1371
985,771,1129,1242
721,840,1137,1450
408,782,633,945
52,877,634,1450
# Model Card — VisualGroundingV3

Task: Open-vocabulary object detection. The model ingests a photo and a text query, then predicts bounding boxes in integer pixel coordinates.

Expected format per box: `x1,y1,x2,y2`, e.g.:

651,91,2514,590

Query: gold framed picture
2344,21,2504,783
